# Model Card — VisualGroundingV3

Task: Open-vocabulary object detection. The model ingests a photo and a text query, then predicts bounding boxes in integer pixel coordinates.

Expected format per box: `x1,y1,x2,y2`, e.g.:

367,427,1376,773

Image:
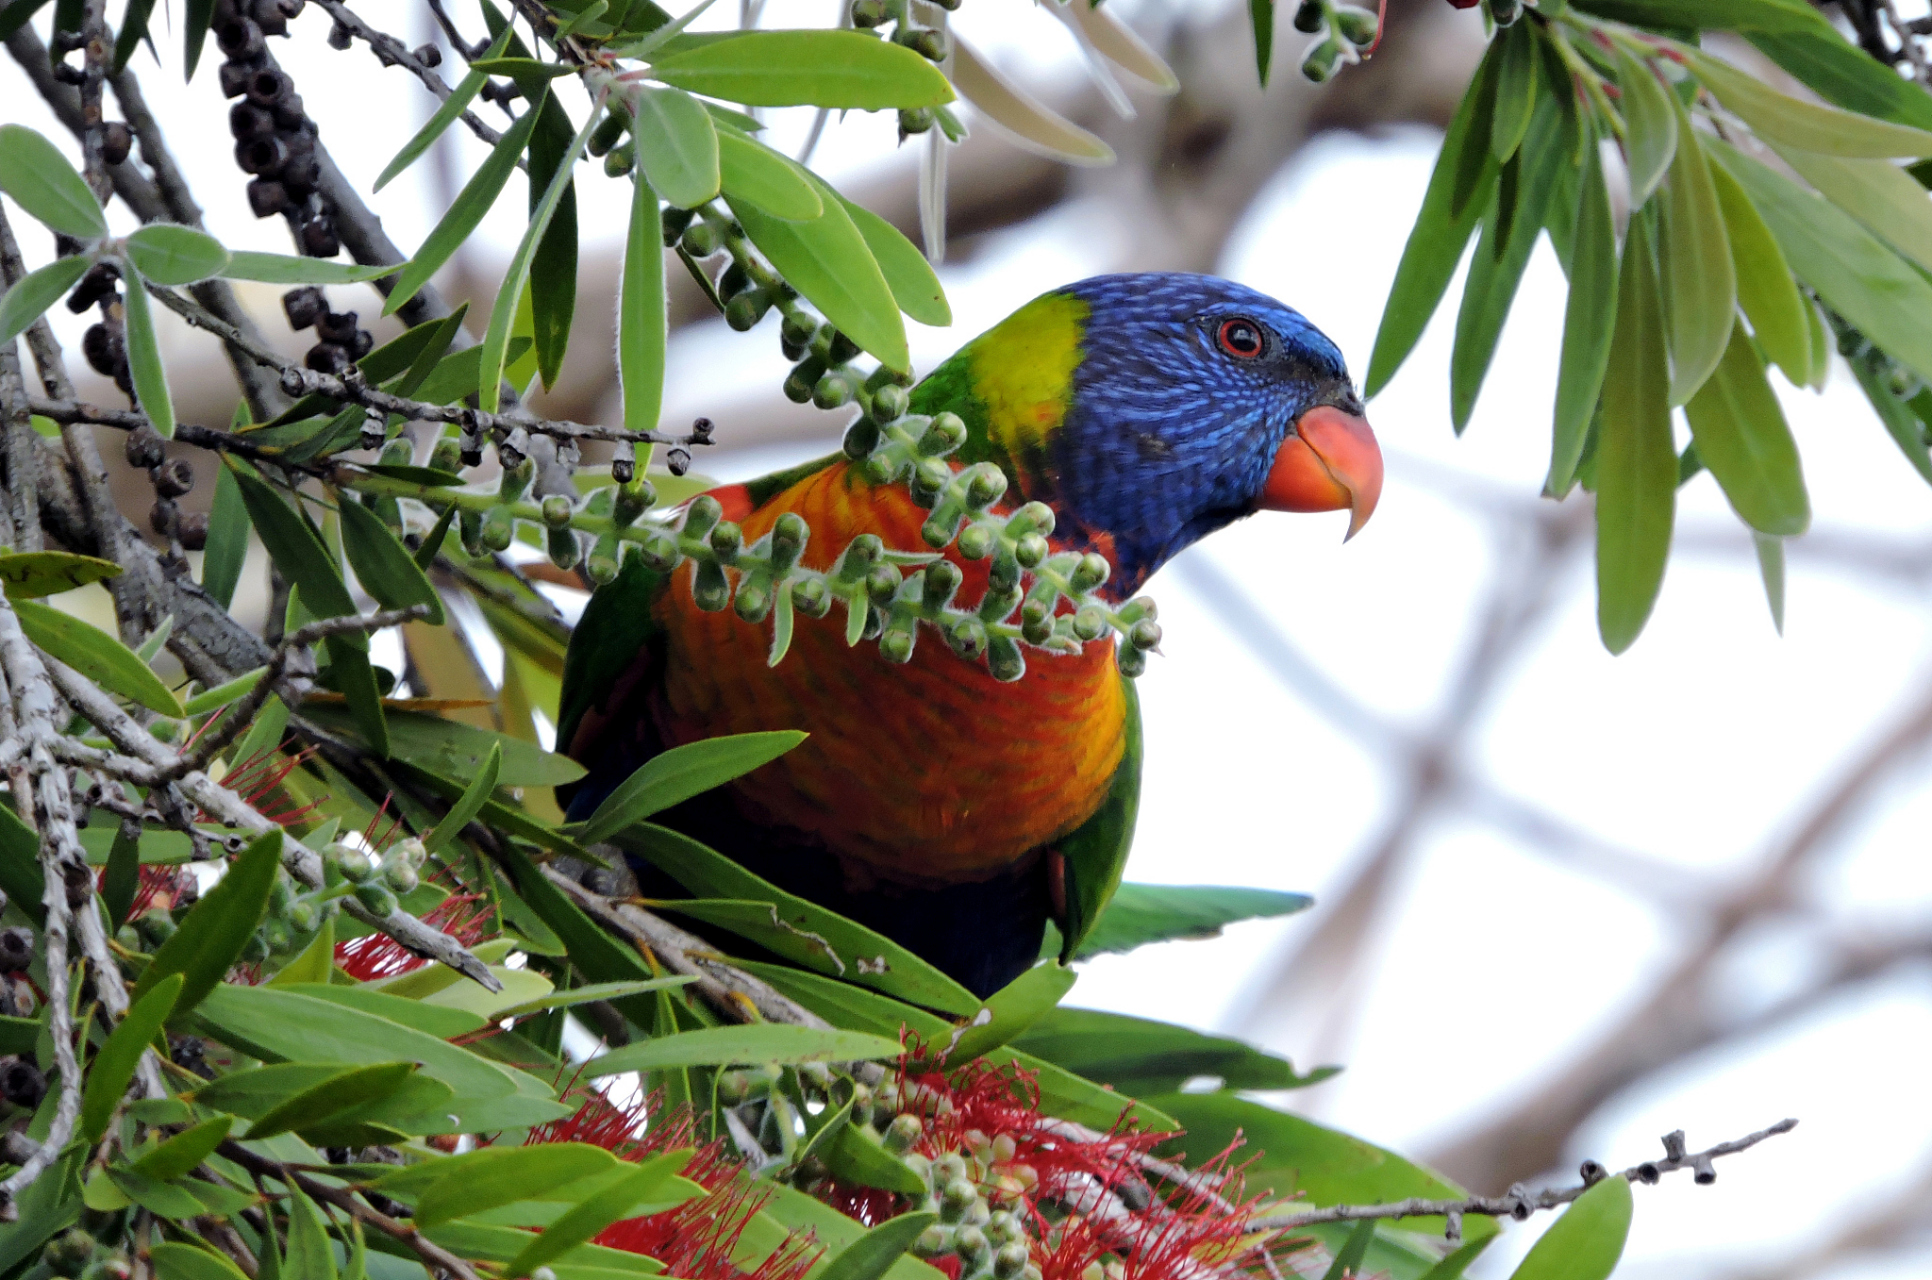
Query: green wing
1056,673,1143,962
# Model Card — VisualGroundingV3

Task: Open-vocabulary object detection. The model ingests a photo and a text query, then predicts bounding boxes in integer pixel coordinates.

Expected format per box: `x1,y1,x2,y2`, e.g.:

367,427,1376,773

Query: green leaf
1551,131,1618,497
80,973,182,1142
1749,27,1932,131
824,1125,929,1196
1848,350,1932,484
183,667,265,716
1776,146,1932,274
183,0,216,78
731,190,909,370
493,977,697,1020
103,818,139,930
0,124,105,237
1366,40,1501,396
1595,217,1676,654
0,549,121,598
202,462,248,609
267,918,335,985
718,127,823,221
1683,322,1809,535
133,830,280,1016
1659,106,1735,405
151,1243,250,1280
587,1023,903,1075
504,1151,692,1278
619,823,980,1015
1012,1006,1333,1095
1712,140,1932,385
385,98,546,317
302,705,583,786
415,1144,623,1228
839,195,950,327
621,169,668,447
377,25,515,191
526,82,582,393
120,267,174,439
1071,882,1311,959
111,0,157,70
1490,23,1535,163
125,224,230,286
1688,48,1932,157
420,741,501,854
650,31,954,110
12,598,184,716
1616,48,1677,208
817,1212,938,1280
0,255,89,345
1320,1222,1376,1280
229,465,359,620
481,97,598,410
941,963,1076,1063
130,1115,233,1182
247,1061,423,1140
1247,0,1272,87
632,86,721,210
574,730,806,845
1709,158,1810,385
1754,531,1786,633
220,251,400,285
339,498,444,624
288,1184,338,1280
1504,1175,1631,1280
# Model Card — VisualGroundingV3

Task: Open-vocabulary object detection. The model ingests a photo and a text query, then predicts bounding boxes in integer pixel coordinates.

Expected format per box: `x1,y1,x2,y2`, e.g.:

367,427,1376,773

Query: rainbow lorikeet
556,273,1381,997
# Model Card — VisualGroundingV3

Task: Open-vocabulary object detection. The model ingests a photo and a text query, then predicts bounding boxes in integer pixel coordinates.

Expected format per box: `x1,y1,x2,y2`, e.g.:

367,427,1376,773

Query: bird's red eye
1218,318,1265,359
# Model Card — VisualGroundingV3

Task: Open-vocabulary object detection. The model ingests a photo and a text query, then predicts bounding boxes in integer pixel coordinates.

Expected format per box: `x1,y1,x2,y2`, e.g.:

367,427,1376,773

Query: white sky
5,3,1932,1276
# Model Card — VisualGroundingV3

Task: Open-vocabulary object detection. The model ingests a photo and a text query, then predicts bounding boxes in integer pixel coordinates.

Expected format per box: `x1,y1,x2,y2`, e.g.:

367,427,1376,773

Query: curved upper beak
1256,405,1384,541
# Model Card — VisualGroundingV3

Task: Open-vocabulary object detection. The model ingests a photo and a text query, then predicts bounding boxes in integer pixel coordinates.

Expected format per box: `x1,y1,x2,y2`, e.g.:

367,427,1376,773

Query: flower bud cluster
1289,0,1379,82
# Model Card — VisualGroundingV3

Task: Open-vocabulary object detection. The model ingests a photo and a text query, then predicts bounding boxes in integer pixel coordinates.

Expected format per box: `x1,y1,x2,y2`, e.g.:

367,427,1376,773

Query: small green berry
355,883,399,916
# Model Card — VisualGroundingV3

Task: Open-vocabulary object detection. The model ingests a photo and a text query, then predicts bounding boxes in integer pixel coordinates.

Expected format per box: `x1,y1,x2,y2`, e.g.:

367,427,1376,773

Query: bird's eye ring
1217,318,1265,360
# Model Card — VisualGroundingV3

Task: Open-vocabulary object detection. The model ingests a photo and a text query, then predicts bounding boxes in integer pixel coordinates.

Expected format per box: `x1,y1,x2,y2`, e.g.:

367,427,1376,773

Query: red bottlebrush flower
335,889,489,981
209,744,323,828
112,861,191,920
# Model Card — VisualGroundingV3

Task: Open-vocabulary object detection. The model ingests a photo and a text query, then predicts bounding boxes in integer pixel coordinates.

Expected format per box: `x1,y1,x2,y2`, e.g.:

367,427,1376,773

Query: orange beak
1256,405,1383,541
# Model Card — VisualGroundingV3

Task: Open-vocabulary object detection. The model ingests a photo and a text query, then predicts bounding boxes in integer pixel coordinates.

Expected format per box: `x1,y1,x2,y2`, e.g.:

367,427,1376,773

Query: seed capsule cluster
1289,0,1380,82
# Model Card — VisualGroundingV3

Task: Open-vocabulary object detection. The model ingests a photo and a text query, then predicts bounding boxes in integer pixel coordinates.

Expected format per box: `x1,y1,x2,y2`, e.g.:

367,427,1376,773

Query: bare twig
1252,1120,1800,1236
310,0,507,147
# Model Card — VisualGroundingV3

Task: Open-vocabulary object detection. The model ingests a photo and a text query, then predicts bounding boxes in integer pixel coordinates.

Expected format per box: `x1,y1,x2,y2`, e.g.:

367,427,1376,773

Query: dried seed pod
100,122,132,167
153,458,195,499
282,286,326,330
246,178,290,218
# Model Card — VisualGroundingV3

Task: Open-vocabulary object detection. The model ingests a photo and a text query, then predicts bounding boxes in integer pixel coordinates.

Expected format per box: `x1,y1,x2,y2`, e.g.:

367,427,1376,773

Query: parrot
556,272,1382,998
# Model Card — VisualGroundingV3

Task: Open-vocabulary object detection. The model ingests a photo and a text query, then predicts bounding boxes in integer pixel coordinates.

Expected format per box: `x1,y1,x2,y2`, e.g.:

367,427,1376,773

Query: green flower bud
940,1177,979,1221
934,1153,969,1183
719,262,752,301
1115,596,1157,625
843,418,883,461
861,604,884,641
693,560,731,612
916,456,953,494
661,205,695,247
587,532,622,584
954,1227,989,1261
385,864,419,895
1292,0,1324,33
908,27,947,60
45,1230,96,1278
331,843,377,884
430,436,463,473
1014,533,1049,569
785,356,828,404
1010,501,1056,537
640,527,683,572
838,534,884,577
792,577,831,617
1301,38,1344,82
263,919,292,955
287,901,319,934
883,1111,922,1152
964,466,1007,509
355,882,399,916
993,1242,1028,1279
985,1212,1022,1245
499,457,536,502
378,437,412,467
1021,608,1054,646
871,383,910,421
1488,0,1521,26
459,508,485,556
921,560,963,609
269,874,295,914
880,622,916,664
136,910,176,946
1117,644,1148,678
920,412,967,456
866,564,903,604
614,478,658,526
734,580,772,623
862,452,901,486
977,582,1022,624
603,141,635,177
709,520,744,564
1130,618,1162,651
681,220,722,258
827,330,861,364
850,0,888,26
726,290,771,332
681,493,721,538
813,370,855,409
116,924,141,950
539,494,572,528
1332,3,1378,45
899,108,935,136
781,310,819,347
914,1226,954,1258
958,523,996,560
479,506,517,553
947,615,989,659
548,526,581,571
922,502,966,550
241,931,271,963
1071,606,1108,642
771,512,809,571
589,111,628,157
1070,552,1110,593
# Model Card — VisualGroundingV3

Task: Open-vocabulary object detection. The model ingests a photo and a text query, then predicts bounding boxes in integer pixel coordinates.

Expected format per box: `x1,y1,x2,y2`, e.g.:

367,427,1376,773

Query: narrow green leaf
650,30,954,110
1072,882,1311,959
0,0,54,43
120,267,174,440
378,26,514,191
1754,531,1785,633
717,127,822,221
1709,158,1809,384
816,1212,938,1280
130,1115,233,1182
1689,48,1932,157
1683,322,1809,535
767,583,795,667
0,255,89,345
183,667,265,716
0,124,105,237
1319,1221,1376,1280
1504,1175,1631,1280
839,195,950,327
12,598,184,716
1366,41,1502,396
424,741,501,853
104,818,140,930
267,918,334,986
231,691,289,766
1749,26,1932,131
132,830,281,1017
151,1243,249,1280
228,466,359,621
1012,1006,1331,1095
1804,292,1831,389
633,86,721,210
247,1062,422,1141
416,1144,622,1228
339,498,444,624
202,461,249,609
125,224,230,286
1595,217,1676,654
1616,48,1677,208
183,0,216,78
731,191,908,371
1491,23,1535,162
221,251,400,285
80,974,182,1142
0,550,121,599
587,1024,903,1076
1777,146,1932,274
1247,0,1272,88
1551,133,1618,497
1660,107,1735,405
386,99,546,317
575,730,806,845
525,82,581,393
503,1151,692,1277
942,963,1075,1063
1848,350,1932,484
287,1185,338,1280
481,99,599,411
620,168,667,452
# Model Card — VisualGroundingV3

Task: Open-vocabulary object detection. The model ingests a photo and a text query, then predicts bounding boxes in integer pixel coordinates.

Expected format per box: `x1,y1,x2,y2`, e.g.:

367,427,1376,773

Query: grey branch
309,0,507,149
1250,1119,1800,1237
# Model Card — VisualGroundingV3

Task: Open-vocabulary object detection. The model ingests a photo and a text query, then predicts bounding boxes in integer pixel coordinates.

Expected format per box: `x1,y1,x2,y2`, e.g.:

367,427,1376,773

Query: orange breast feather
649,462,1128,888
